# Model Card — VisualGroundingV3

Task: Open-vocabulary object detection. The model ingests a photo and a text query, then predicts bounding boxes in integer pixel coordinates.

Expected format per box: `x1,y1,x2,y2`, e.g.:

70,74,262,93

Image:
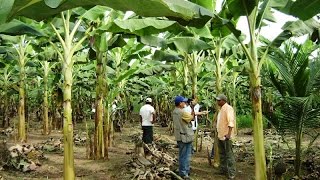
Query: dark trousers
142,126,153,144
218,139,236,177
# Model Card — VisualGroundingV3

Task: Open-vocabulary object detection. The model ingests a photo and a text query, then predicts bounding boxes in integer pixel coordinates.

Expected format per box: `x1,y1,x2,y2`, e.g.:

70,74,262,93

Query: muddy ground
1,120,319,180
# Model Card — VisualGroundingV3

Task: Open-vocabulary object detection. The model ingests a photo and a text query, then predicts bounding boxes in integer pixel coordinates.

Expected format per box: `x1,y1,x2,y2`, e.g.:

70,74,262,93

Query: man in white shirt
190,97,209,131
139,98,156,144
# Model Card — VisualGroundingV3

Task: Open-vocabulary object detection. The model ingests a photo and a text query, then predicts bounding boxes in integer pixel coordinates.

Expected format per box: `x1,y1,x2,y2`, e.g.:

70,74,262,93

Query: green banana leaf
288,0,320,20
227,0,258,20
153,50,183,62
140,35,167,48
0,19,43,36
0,0,14,24
282,18,320,36
101,18,185,36
170,37,212,53
190,0,215,11
6,0,213,27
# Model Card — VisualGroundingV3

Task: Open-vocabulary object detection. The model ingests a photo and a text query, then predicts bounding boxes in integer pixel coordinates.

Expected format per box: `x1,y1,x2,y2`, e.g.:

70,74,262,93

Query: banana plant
40,61,55,135
13,35,31,142
35,44,59,135
49,10,90,179
81,6,115,160
0,35,38,136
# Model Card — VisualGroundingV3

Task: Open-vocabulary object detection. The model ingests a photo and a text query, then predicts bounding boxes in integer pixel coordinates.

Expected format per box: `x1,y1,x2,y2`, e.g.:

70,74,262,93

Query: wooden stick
166,170,183,180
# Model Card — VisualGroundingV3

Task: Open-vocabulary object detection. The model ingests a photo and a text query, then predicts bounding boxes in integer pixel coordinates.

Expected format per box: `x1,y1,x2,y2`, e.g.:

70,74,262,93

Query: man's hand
202,110,209,115
225,134,231,140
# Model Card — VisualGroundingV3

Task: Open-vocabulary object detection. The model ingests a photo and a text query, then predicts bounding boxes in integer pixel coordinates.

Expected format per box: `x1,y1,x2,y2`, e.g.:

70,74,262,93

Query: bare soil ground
2,122,256,180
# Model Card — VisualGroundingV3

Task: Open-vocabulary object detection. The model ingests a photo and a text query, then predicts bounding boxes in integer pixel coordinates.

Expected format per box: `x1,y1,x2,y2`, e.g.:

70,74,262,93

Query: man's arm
225,107,235,139
195,111,209,115
152,112,156,123
225,126,233,139
182,111,194,123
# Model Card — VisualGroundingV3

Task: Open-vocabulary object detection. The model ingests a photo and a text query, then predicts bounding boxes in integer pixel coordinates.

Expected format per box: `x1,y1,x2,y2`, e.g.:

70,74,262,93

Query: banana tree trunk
18,81,26,142
232,73,238,114
183,60,189,96
104,103,110,159
94,52,105,159
191,55,198,98
50,11,88,180
43,61,49,135
250,74,266,179
212,46,223,167
62,59,75,179
232,73,238,134
246,7,267,178
17,36,28,142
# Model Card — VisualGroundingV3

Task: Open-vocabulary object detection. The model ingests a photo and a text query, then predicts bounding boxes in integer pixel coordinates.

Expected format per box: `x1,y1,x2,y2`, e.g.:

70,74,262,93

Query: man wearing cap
139,98,156,144
172,96,194,179
216,94,236,179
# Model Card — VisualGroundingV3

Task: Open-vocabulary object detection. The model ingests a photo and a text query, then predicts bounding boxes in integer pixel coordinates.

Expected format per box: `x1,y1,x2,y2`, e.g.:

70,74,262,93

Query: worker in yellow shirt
216,94,236,179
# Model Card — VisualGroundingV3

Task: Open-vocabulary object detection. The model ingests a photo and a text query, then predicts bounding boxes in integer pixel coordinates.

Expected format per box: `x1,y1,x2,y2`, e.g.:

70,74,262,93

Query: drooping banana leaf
6,0,213,27
101,18,186,36
0,19,43,36
169,37,212,53
153,50,183,62
287,0,320,21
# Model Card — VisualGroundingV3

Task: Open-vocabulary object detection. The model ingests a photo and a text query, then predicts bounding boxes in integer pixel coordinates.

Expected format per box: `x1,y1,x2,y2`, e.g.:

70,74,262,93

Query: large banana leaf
101,18,185,36
190,0,215,11
226,0,320,22
288,0,320,21
135,61,174,77
0,19,43,36
0,0,14,24
227,0,258,20
140,35,167,48
170,37,212,53
153,50,183,62
6,0,213,27
282,18,320,37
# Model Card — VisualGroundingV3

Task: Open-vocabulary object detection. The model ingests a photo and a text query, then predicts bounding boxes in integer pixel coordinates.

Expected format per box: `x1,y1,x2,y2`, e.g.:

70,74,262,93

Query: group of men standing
139,94,236,180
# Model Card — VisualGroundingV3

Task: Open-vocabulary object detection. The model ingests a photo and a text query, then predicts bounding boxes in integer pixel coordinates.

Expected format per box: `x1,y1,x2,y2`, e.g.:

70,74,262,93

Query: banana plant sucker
1,67,12,128
50,10,89,180
15,35,30,142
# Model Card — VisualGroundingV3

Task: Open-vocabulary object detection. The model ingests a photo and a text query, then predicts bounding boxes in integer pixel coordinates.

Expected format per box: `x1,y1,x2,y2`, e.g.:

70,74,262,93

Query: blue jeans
177,141,192,177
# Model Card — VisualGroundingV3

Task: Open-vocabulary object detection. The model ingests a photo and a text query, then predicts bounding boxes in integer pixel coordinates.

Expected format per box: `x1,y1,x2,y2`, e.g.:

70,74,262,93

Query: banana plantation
0,0,320,180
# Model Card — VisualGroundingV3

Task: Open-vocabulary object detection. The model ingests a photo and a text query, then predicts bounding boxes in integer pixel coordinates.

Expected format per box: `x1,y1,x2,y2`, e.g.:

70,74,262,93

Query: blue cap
174,96,188,104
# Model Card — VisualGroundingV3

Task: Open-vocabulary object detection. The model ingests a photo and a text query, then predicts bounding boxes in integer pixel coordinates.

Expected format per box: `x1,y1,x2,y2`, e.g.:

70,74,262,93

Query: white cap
146,98,152,103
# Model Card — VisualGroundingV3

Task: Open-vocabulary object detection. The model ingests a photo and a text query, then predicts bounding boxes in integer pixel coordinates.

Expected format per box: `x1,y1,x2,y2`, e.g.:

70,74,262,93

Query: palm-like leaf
268,40,320,176
278,96,320,132
268,40,319,97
